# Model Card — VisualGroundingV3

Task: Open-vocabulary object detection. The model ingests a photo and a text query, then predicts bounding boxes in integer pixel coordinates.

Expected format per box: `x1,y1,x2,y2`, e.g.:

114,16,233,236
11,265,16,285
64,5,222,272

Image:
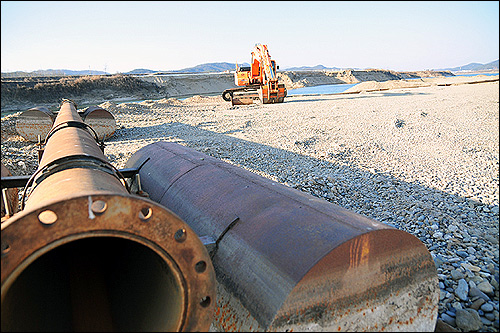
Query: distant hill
3,59,498,78
123,68,159,75
123,62,251,75
440,59,498,72
174,62,250,73
1,69,108,77
174,62,235,73
283,65,342,71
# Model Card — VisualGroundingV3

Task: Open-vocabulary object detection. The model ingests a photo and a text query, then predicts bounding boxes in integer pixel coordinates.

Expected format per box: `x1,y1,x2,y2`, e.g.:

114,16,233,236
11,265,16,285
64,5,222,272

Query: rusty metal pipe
125,141,439,332
1,101,216,332
15,104,116,143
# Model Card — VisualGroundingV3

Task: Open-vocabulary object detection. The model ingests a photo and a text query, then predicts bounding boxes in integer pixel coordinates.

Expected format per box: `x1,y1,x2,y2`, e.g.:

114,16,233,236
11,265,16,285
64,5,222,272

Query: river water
287,83,358,96
122,82,360,105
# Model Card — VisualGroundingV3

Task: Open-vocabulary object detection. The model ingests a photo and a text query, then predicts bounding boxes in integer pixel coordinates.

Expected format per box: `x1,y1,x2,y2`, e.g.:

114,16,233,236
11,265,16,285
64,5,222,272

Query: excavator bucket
125,142,440,332
15,105,116,142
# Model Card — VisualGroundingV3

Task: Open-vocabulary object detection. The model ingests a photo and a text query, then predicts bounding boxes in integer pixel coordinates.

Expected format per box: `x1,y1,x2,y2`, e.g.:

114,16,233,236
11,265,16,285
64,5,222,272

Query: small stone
477,281,494,295
452,302,463,311
461,262,481,272
455,308,483,331
455,278,469,301
435,319,458,332
490,277,499,290
457,251,469,258
434,254,445,268
451,269,465,280
441,313,456,327
485,312,495,321
433,231,443,239
481,303,494,312
469,280,477,289
480,317,492,325
485,234,499,244
446,310,456,317
470,298,485,310
469,287,491,301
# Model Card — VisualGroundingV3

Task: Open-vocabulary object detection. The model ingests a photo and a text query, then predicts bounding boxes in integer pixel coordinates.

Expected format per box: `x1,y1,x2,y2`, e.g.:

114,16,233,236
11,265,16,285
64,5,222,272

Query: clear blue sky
1,1,498,73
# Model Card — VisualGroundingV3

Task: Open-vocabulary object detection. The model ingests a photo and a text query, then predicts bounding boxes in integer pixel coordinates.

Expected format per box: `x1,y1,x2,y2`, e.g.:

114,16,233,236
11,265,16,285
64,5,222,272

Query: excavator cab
235,66,251,86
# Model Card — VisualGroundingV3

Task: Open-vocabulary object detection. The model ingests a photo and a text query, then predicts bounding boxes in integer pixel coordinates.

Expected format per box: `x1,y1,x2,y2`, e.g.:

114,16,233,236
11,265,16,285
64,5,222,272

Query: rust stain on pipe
126,141,439,332
1,101,216,332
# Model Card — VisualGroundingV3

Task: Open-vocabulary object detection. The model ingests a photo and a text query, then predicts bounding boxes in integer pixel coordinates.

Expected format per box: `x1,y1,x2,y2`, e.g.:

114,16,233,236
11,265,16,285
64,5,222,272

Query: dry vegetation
1,74,164,109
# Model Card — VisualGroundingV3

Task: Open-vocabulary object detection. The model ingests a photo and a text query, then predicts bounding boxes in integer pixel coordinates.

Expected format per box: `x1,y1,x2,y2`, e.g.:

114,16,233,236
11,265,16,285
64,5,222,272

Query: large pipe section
126,141,439,332
15,104,116,142
1,101,216,332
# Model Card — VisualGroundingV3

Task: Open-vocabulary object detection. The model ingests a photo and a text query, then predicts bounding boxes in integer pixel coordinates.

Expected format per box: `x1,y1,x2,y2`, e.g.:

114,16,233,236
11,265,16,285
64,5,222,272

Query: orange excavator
222,44,287,105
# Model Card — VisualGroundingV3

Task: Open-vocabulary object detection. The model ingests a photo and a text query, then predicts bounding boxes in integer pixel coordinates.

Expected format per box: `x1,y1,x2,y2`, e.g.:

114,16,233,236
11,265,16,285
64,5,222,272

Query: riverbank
1,69,457,113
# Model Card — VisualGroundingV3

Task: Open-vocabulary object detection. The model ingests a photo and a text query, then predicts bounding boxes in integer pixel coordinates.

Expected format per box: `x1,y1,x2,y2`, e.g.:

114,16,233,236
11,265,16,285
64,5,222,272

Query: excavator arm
251,44,277,83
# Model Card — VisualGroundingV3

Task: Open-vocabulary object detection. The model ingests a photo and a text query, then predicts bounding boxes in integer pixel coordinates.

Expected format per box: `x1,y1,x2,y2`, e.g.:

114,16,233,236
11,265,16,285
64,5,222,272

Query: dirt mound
278,69,436,89
182,95,224,103
343,79,431,93
138,73,235,98
343,75,499,93
1,74,165,112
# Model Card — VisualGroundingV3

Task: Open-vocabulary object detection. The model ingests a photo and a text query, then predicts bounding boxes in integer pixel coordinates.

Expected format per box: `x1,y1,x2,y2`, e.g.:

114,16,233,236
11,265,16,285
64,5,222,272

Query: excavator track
222,84,287,106
222,86,260,105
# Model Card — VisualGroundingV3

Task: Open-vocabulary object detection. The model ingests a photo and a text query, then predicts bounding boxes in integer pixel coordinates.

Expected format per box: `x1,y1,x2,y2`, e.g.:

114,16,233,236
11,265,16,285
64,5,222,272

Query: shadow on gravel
111,121,499,265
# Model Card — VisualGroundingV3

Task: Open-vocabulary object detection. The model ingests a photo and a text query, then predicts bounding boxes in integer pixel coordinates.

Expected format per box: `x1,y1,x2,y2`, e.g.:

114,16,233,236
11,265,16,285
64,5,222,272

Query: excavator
222,44,287,105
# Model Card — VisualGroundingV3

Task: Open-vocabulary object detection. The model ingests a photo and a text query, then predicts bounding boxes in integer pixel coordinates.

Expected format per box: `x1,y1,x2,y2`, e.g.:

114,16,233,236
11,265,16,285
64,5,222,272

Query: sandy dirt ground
1,74,499,332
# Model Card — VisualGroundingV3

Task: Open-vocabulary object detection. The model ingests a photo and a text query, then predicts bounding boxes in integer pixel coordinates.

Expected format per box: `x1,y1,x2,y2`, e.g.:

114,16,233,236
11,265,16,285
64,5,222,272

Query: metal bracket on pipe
1,167,140,189
1,189,12,217
199,235,217,254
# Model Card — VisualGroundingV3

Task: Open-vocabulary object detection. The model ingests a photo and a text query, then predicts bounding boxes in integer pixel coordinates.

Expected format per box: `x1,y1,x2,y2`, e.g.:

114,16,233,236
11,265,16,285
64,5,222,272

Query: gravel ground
1,79,499,331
